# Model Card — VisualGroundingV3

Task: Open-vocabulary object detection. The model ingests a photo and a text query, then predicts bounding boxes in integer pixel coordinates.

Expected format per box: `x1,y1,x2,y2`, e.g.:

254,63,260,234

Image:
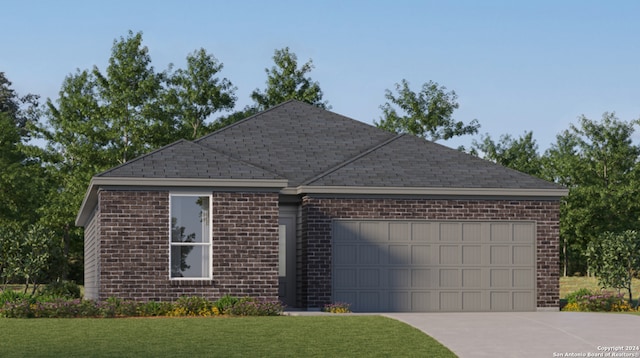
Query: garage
332,220,536,312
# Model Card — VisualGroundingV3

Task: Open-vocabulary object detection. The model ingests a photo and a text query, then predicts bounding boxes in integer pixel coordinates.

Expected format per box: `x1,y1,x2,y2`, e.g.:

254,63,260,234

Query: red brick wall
97,190,279,302
300,196,560,309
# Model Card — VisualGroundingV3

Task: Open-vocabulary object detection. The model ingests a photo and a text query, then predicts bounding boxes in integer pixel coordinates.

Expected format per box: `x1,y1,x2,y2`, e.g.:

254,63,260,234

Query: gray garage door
332,220,536,312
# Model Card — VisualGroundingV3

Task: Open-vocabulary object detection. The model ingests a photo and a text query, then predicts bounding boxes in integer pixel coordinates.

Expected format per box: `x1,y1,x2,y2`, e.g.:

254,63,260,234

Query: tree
0,72,47,227
586,230,640,307
42,31,238,281
542,113,640,276
472,131,543,177
251,47,328,110
375,79,480,141
165,48,236,139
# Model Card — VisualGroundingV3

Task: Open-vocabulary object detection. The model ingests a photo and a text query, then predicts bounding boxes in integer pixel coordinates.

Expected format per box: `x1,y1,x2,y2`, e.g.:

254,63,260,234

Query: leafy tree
472,131,542,176
542,113,640,276
41,31,237,281
375,79,480,141
165,48,236,139
0,72,47,227
586,230,640,306
251,47,328,110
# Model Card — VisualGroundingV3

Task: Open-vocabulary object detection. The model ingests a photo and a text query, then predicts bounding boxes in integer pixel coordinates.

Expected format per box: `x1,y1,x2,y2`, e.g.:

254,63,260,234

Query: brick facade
96,190,279,302
300,196,560,309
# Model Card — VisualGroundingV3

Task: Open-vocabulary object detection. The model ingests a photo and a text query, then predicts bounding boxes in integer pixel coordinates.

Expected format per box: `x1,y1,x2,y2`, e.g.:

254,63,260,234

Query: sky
2,0,640,152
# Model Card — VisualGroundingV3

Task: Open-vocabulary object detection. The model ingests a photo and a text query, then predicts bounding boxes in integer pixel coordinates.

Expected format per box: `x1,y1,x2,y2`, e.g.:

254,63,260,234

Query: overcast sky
3,0,639,151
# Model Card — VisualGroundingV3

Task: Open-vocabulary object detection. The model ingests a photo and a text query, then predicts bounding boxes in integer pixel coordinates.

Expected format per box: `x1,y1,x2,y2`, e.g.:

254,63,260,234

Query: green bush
227,297,284,316
213,295,239,314
40,280,82,299
137,301,173,317
565,288,593,304
0,295,285,318
172,296,214,316
562,289,636,312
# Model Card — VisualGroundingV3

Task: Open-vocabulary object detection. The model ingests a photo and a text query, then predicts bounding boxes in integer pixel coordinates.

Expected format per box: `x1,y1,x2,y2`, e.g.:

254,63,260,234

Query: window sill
169,280,214,287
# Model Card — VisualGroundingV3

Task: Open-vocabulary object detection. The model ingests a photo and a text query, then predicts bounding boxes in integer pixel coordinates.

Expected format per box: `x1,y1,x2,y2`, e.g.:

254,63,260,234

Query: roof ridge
96,139,190,177
302,133,406,185
189,140,284,179
195,100,301,142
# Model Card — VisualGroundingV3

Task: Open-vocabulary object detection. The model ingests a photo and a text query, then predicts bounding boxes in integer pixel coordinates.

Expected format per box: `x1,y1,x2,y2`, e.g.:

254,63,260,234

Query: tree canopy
250,47,328,110
375,79,480,142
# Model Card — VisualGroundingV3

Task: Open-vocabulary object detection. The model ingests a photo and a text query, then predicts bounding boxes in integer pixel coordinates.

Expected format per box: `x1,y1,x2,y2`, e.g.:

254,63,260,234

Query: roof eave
75,177,288,227
281,185,569,197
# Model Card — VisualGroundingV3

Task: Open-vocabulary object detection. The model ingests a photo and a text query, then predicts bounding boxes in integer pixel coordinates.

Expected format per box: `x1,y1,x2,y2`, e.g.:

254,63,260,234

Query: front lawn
0,316,456,358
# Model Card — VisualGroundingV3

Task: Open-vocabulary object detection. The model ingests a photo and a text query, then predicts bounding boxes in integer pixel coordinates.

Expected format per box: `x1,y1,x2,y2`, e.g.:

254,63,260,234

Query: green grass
560,276,640,300
0,316,456,358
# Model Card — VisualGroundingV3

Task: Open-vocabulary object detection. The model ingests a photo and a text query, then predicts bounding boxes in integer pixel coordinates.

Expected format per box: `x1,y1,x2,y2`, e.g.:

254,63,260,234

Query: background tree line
1,30,638,287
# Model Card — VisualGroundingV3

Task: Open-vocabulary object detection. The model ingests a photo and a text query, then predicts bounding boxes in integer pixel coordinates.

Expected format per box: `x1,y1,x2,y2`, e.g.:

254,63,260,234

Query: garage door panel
490,291,511,311
439,269,459,287
411,292,431,311
389,269,410,288
490,245,510,265
389,245,410,265
513,291,534,310
462,291,482,311
462,223,482,242
462,269,482,288
439,292,460,311
440,223,462,242
462,245,482,265
359,269,380,287
490,223,512,242
411,245,431,264
513,246,533,265
334,268,357,287
334,245,357,264
389,222,410,241
389,292,410,311
513,269,534,288
410,223,432,241
490,269,510,288
439,245,460,265
332,220,536,312
359,292,380,311
359,245,380,264
411,269,432,288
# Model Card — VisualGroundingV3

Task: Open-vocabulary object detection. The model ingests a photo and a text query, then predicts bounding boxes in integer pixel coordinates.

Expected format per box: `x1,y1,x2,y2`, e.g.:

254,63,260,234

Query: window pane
171,245,210,278
171,196,210,243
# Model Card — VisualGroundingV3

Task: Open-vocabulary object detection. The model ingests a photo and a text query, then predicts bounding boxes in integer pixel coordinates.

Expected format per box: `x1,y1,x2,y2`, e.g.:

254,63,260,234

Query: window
169,194,212,279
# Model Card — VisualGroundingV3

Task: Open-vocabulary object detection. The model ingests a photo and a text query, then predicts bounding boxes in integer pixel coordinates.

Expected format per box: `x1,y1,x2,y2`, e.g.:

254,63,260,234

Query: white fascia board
75,177,288,227
282,185,569,197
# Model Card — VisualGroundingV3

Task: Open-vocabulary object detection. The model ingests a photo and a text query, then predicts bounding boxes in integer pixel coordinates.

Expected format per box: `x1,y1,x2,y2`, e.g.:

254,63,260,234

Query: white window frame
169,193,213,280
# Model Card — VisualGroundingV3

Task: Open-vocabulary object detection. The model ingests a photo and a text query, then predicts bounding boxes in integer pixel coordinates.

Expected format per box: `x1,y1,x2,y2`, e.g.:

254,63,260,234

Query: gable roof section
304,133,564,190
98,139,283,180
195,100,396,186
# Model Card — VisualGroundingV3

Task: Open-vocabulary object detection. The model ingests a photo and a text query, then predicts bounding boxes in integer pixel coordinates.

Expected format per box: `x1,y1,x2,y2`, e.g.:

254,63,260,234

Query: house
76,100,567,312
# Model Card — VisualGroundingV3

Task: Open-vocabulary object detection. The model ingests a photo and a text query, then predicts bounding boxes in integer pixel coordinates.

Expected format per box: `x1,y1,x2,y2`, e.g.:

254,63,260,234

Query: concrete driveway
384,312,640,358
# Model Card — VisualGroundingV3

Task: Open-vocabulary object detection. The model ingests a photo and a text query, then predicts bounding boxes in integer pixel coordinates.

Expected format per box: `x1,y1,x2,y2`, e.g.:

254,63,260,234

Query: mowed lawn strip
0,316,456,358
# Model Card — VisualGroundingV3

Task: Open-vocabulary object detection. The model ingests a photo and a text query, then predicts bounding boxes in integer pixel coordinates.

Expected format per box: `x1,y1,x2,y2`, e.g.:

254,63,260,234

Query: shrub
137,301,173,317
227,298,284,316
169,296,217,317
562,289,636,312
322,302,352,313
213,295,239,315
40,280,82,299
0,290,34,305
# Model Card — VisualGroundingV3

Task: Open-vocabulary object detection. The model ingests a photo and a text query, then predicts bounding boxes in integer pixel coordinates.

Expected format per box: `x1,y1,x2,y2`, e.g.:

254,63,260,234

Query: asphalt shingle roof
99,100,563,190
98,139,282,180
